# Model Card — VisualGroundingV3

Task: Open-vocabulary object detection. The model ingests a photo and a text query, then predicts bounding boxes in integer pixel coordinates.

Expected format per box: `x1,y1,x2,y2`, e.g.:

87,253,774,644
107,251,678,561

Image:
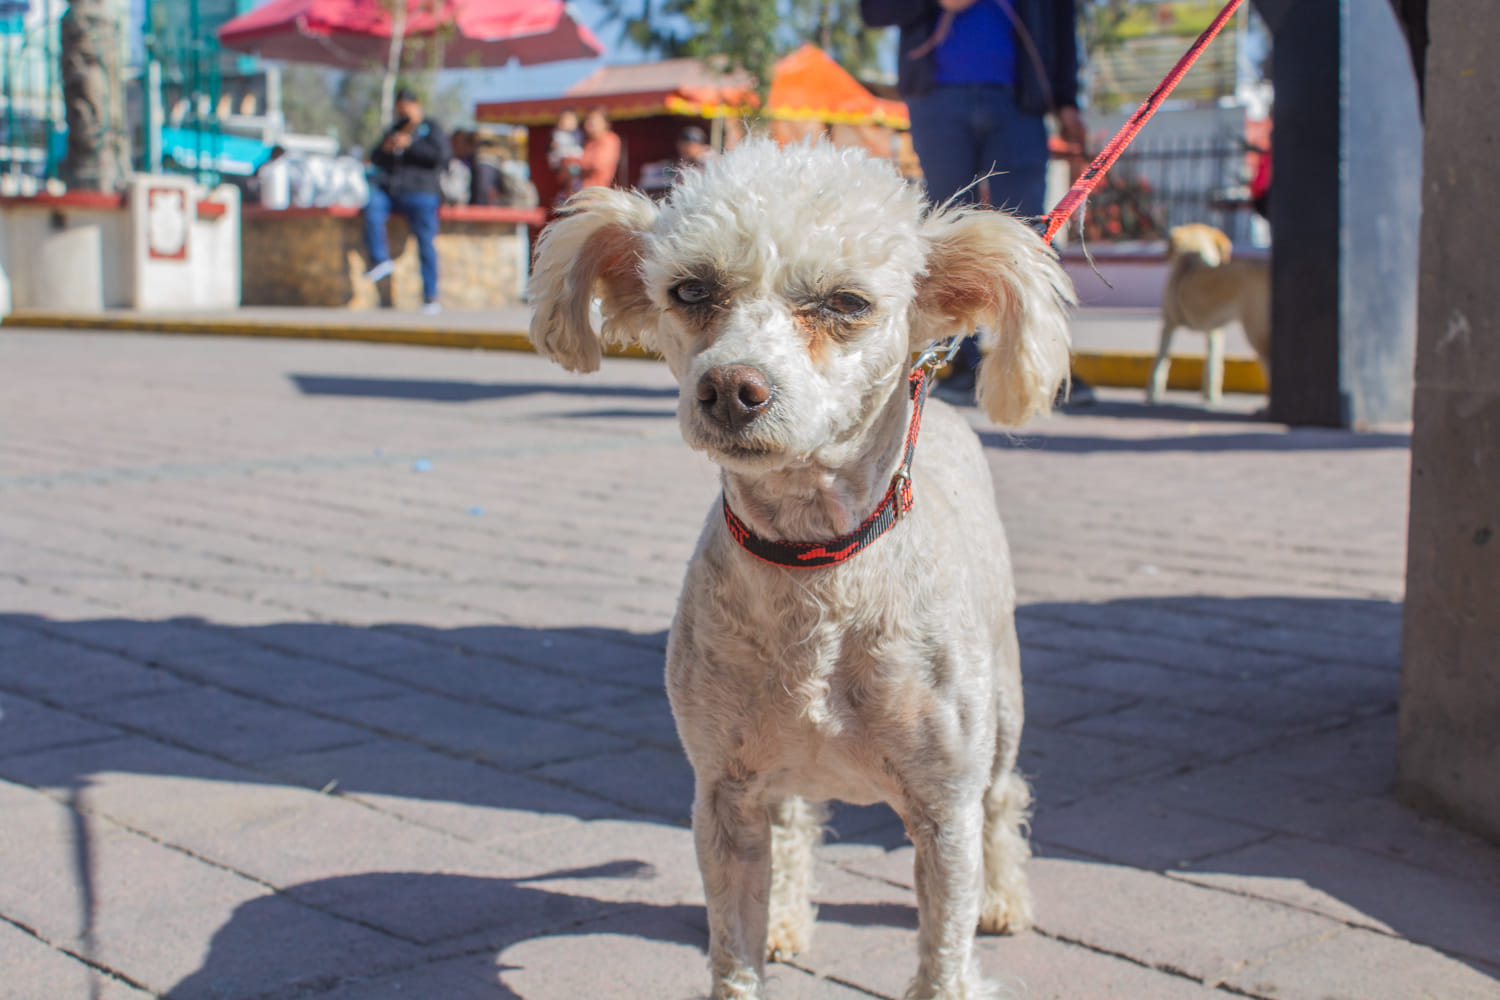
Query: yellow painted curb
1073,350,1268,395
4,311,1265,392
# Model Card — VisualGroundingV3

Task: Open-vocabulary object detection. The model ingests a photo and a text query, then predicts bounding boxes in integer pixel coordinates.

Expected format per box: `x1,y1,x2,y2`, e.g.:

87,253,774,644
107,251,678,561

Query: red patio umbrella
218,0,604,70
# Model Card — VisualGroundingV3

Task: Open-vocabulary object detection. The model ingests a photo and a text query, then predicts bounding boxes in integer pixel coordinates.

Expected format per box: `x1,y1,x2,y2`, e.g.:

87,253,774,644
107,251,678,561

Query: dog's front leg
905,798,992,1000
1203,327,1226,403
694,774,773,1000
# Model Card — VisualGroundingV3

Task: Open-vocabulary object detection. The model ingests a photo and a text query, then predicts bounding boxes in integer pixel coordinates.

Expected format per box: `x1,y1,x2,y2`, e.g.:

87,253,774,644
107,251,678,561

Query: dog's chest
735,616,929,806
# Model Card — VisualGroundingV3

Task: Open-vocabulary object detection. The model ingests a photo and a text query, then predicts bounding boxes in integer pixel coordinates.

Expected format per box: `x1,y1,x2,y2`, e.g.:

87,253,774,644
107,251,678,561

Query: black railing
1072,135,1264,246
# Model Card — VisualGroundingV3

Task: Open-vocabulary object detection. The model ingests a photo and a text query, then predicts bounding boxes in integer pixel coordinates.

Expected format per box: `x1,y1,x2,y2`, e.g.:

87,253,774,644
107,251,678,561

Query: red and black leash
1040,0,1244,244
726,0,1244,569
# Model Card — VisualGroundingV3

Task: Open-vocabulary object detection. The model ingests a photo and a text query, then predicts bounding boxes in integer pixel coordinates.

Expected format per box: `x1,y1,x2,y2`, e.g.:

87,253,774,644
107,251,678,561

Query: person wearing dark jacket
363,88,449,312
862,0,1088,398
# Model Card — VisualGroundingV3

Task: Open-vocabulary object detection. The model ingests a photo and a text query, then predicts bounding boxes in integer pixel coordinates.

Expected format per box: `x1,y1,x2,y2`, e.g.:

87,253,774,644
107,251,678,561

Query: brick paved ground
1,328,1496,1000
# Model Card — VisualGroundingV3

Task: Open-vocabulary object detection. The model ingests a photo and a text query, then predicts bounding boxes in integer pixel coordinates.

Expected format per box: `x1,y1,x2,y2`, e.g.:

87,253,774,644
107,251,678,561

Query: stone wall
241,205,542,310
1398,0,1500,844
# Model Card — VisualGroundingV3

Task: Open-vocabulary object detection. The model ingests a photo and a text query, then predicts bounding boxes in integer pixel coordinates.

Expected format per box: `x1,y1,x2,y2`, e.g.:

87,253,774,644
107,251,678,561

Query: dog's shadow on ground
162,866,919,999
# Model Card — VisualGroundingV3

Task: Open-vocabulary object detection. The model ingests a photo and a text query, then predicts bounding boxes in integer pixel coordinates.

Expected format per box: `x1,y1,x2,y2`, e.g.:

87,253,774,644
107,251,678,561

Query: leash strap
1040,0,1244,244
724,368,930,569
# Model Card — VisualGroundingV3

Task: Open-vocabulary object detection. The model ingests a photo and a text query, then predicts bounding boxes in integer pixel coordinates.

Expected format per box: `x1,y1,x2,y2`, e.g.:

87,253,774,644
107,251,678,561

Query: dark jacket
369,118,449,198
860,0,1079,115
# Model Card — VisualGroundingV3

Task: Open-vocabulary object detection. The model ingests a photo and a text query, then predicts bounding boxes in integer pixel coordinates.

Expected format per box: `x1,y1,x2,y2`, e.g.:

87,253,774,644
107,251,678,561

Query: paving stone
0,734,263,806
562,687,682,750
1175,834,1500,968
84,684,373,764
1046,657,1358,728
0,328,1472,1000
1131,759,1500,885
1223,926,1500,1000
496,908,710,1000
532,744,695,821
1020,678,1138,728
0,919,156,1000
324,691,630,770
363,646,644,716
0,633,191,707
1031,782,1269,870
1246,714,1401,795
807,916,1230,1000
243,621,450,669
18,617,257,666
820,801,906,850
496,817,704,908
0,692,122,759
143,641,410,706
1019,726,1180,807
1025,855,1342,985
1062,700,1281,759
260,737,630,846
0,788,418,999
422,624,669,688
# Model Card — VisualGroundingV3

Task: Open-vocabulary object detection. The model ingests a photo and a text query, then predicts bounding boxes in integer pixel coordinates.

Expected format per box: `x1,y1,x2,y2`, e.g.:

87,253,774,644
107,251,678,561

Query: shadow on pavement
3,598,1496,992
982,425,1410,453
288,374,677,404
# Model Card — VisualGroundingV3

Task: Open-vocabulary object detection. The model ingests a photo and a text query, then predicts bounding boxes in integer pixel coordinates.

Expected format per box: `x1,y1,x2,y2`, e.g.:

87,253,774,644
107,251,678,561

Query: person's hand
1057,106,1087,180
938,0,978,9
388,132,413,153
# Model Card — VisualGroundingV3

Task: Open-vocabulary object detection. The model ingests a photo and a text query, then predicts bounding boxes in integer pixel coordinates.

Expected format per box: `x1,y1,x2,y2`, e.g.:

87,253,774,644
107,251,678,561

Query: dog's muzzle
696,364,774,432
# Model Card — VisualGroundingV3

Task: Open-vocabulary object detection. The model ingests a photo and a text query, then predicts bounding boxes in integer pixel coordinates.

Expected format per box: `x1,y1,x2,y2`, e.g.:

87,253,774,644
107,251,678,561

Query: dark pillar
1398,0,1500,845
1252,0,1422,428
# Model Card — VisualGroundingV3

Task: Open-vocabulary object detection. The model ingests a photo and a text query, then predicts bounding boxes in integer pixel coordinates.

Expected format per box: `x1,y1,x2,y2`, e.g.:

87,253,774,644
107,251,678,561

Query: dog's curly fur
529,138,1075,1000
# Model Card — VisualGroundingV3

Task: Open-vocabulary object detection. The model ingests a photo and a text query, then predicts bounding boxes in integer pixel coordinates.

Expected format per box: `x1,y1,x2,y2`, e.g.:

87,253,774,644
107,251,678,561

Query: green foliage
279,65,465,152
600,0,884,96
1082,0,1224,52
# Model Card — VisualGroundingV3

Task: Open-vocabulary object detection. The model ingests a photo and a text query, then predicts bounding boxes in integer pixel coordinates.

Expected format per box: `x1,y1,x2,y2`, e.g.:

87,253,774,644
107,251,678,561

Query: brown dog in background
1147,223,1270,405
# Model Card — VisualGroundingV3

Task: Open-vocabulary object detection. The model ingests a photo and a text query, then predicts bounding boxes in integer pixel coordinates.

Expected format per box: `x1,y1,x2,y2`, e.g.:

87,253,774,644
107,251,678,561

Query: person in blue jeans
364,88,449,313
861,0,1092,403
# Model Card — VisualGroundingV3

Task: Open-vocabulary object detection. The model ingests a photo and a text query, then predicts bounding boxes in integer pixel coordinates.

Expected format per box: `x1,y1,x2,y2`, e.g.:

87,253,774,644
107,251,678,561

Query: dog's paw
977,889,1034,936
765,917,813,962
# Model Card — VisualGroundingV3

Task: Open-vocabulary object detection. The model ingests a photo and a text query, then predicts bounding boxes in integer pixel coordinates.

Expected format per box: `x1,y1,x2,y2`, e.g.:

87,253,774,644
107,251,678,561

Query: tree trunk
380,2,408,125
59,0,129,191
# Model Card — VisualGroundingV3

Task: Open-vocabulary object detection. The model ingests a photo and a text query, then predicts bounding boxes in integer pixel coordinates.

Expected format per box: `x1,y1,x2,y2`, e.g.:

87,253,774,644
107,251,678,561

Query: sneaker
363,259,394,283
419,300,442,316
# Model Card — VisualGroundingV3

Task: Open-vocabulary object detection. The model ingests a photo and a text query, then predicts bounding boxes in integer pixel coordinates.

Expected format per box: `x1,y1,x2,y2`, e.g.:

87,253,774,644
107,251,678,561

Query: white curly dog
528,138,1074,1000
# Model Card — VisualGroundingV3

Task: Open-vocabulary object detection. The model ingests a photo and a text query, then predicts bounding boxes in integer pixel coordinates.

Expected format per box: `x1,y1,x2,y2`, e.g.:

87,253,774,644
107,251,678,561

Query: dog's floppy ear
529,186,659,373
1213,226,1233,263
915,207,1075,426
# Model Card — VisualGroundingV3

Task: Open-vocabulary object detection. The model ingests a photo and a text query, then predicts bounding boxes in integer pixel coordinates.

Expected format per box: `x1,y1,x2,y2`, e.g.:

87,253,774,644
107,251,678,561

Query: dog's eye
823,291,871,317
671,280,712,306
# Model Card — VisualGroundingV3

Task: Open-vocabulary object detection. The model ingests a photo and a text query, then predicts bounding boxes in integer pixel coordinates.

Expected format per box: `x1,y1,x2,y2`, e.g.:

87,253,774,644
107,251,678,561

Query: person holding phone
364,87,450,313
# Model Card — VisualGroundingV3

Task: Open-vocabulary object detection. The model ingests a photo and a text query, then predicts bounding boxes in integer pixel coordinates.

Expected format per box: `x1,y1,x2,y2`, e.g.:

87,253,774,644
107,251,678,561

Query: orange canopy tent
475,45,910,208
475,44,908,128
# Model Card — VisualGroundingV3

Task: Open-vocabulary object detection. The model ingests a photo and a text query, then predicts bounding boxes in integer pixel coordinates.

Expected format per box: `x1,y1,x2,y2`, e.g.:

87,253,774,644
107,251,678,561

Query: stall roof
475,45,907,129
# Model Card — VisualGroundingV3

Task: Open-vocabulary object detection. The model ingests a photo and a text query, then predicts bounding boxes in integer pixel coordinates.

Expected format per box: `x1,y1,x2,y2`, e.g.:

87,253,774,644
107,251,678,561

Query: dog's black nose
696,365,774,431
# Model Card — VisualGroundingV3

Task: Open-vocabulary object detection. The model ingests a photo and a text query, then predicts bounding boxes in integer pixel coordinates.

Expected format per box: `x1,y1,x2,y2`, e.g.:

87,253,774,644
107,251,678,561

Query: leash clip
911,336,963,375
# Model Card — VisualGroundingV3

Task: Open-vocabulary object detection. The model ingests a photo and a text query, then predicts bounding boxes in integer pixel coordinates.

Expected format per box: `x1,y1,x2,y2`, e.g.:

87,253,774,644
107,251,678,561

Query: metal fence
1076,134,1265,246
0,2,232,192
0,9,70,188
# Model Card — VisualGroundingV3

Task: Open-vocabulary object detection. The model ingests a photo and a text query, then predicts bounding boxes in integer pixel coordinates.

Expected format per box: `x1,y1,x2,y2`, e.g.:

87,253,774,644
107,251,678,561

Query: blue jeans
907,85,1049,371
363,187,441,303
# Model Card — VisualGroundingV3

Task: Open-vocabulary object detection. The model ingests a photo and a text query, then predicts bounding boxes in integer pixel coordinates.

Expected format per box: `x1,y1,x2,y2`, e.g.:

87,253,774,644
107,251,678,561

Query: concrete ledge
0,310,1268,392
